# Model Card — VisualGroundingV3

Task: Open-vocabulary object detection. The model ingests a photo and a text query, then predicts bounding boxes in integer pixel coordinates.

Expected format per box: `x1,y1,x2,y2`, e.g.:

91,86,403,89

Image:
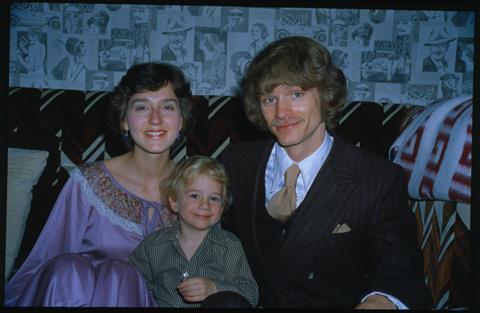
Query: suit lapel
249,139,275,270
267,135,360,296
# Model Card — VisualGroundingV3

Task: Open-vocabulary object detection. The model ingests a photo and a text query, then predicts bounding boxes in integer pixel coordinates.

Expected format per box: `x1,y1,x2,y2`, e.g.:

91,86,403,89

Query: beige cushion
6,148,49,281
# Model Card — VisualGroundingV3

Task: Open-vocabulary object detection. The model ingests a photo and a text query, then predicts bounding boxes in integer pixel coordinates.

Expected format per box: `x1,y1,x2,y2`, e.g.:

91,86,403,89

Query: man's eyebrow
129,97,179,103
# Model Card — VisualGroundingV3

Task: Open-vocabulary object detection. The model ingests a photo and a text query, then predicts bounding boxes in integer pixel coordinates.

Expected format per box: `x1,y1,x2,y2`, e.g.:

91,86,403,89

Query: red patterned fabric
390,96,472,203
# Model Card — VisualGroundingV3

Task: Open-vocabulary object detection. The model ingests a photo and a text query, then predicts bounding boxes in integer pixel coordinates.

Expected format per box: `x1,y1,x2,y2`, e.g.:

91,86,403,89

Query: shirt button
307,272,314,280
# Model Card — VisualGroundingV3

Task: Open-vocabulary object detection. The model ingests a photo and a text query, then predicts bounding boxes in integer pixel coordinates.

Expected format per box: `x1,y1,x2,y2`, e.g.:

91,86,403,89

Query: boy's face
169,174,224,232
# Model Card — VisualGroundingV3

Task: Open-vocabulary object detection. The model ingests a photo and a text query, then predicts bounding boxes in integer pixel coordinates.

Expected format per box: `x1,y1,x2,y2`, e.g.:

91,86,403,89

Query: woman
248,23,269,57
16,29,46,75
5,62,194,307
51,37,87,82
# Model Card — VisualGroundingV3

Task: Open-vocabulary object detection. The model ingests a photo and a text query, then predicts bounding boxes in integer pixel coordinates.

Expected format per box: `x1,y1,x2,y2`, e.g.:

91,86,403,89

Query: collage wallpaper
9,2,475,105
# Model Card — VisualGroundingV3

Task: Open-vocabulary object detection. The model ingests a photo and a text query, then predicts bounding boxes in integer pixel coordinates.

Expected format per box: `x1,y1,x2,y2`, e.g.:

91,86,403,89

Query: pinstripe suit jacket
221,133,431,308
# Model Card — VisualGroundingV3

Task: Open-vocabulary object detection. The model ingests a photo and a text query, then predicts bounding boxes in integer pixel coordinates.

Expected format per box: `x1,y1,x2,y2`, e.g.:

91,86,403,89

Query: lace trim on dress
70,164,143,236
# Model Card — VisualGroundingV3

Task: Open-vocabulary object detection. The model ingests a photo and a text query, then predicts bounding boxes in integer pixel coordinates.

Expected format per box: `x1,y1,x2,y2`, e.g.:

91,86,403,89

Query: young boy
129,156,258,308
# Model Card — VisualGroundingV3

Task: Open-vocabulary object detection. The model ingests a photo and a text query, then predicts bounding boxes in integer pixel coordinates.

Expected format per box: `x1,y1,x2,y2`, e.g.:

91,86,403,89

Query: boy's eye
209,196,222,203
189,193,200,200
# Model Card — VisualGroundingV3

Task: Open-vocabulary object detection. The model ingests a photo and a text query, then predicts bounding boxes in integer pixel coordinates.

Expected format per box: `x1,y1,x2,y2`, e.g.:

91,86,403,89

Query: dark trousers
201,291,252,308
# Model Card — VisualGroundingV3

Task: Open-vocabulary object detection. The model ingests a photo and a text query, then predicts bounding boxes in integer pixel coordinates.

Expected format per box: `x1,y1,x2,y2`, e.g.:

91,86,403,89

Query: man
161,16,192,62
328,19,347,46
87,10,109,35
222,8,245,32
353,83,371,101
440,73,459,98
422,28,454,73
91,71,109,91
351,23,373,48
221,36,431,309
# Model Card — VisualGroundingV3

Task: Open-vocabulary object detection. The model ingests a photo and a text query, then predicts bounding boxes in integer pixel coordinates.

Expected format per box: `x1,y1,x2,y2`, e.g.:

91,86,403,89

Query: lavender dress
5,162,177,307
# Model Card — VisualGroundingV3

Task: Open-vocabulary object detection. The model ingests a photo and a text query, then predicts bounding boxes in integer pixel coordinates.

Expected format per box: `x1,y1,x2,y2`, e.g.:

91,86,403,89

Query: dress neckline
99,161,163,205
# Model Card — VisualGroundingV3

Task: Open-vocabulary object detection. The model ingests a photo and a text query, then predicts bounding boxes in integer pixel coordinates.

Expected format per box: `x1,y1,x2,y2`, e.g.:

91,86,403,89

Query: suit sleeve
218,147,235,233
363,165,432,308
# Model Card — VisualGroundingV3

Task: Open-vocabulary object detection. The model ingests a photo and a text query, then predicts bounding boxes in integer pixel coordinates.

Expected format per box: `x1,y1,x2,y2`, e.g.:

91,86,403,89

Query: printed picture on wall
400,83,438,105
87,70,111,91
361,40,411,83
221,7,248,32
160,15,193,64
419,26,457,73
8,3,475,101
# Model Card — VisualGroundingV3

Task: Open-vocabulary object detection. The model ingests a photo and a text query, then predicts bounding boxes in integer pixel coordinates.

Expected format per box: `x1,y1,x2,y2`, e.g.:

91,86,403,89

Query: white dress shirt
264,132,408,309
265,133,333,208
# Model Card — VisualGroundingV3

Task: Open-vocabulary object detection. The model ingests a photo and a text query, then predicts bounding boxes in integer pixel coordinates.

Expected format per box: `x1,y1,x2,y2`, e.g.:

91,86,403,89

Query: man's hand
177,277,217,303
355,294,397,310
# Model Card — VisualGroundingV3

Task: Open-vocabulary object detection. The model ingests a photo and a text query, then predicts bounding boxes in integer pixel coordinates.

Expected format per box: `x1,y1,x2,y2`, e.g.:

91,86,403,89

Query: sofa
5,87,472,309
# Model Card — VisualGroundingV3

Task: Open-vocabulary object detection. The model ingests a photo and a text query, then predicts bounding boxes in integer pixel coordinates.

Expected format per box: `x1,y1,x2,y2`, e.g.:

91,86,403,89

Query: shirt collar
157,220,225,247
271,132,333,192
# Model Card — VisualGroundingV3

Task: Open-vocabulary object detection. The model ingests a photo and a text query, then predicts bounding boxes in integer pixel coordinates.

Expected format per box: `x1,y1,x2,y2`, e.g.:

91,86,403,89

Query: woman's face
77,42,87,57
341,53,350,68
27,33,39,43
251,25,262,40
123,84,183,155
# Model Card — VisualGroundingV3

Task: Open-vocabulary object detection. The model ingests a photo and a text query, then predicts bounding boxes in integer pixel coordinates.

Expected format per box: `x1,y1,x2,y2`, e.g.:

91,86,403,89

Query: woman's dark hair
242,36,347,130
107,62,194,150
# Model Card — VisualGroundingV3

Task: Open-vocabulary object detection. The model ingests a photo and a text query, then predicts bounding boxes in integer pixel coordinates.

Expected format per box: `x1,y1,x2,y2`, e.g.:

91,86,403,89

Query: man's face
228,15,242,26
332,26,347,38
67,12,81,25
260,84,326,160
444,77,457,89
354,90,369,100
396,19,412,36
429,42,448,61
93,79,107,90
133,8,149,24
168,31,187,49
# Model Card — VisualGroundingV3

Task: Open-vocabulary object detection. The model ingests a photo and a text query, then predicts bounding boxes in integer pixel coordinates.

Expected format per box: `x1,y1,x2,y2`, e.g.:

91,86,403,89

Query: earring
122,130,132,148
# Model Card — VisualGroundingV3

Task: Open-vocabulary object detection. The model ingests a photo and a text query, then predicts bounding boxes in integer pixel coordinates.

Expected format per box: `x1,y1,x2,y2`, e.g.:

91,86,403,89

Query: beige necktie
266,164,301,223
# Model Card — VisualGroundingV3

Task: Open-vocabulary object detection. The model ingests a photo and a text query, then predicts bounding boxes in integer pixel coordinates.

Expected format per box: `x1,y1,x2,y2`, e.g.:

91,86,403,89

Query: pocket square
332,223,351,234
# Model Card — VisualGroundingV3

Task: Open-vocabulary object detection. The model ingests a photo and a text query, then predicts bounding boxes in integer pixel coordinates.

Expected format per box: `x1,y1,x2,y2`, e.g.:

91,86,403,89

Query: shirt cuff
361,291,408,309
